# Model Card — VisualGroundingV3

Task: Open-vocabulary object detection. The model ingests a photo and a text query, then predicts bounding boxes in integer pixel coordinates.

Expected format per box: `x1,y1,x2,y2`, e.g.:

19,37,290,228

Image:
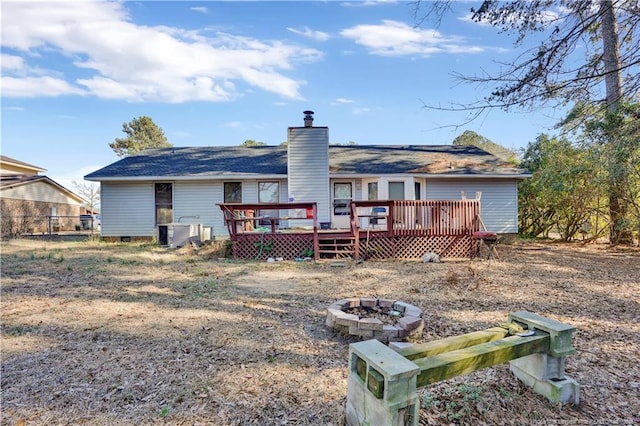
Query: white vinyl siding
426,179,518,233
101,180,294,239
243,181,258,204
175,180,287,238
287,127,330,222
101,182,155,237
173,181,224,236
98,176,520,237
280,181,289,203
354,178,363,200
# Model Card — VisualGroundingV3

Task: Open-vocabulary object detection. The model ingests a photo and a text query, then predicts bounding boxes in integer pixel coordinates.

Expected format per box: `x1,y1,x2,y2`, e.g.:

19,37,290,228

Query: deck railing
217,202,320,260
219,199,480,260
349,199,480,236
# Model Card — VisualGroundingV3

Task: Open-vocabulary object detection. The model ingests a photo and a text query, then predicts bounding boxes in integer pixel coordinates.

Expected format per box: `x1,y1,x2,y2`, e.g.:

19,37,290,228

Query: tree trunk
601,1,622,112
600,0,631,244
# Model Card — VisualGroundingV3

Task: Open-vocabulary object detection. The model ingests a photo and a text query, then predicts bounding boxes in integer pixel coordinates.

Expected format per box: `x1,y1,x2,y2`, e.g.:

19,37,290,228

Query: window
258,181,279,223
258,182,279,204
155,183,173,224
388,182,405,225
388,182,405,200
333,182,352,215
224,182,242,203
368,182,378,201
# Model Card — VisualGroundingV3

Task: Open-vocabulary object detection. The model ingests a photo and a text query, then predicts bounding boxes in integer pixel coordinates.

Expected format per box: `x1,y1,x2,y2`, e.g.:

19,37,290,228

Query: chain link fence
1,214,100,239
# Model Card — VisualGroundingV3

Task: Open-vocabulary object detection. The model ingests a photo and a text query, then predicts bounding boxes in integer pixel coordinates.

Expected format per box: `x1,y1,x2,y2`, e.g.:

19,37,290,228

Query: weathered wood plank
414,333,550,387
396,326,509,361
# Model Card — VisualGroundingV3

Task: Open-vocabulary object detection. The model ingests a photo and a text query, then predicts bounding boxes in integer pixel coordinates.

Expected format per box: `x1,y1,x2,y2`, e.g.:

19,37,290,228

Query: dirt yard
1,238,639,425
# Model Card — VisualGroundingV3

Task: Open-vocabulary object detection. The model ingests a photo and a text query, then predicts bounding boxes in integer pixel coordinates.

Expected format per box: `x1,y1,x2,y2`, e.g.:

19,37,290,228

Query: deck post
352,203,361,261
387,203,394,235
313,203,319,261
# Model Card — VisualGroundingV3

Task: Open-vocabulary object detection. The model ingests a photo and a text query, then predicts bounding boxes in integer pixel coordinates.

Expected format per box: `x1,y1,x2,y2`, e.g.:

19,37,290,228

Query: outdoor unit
158,224,202,247
201,226,212,242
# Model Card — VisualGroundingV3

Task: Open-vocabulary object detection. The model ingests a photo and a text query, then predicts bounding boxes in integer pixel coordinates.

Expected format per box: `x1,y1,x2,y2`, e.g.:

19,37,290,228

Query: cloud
1,54,25,70
334,98,356,104
190,6,208,14
341,0,399,7
1,76,86,97
287,26,330,42
340,20,484,57
3,106,25,111
1,2,323,102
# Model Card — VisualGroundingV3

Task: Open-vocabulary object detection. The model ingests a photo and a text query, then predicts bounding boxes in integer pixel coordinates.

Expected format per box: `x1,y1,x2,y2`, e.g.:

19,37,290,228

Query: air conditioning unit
158,224,202,247
201,226,212,242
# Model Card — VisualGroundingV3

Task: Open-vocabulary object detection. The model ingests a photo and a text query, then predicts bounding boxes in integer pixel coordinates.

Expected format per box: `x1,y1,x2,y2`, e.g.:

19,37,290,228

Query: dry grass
1,238,639,425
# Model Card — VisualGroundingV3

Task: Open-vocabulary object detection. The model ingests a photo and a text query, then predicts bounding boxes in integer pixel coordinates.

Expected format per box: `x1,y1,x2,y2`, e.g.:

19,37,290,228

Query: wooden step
318,250,354,255
318,237,356,259
318,245,355,251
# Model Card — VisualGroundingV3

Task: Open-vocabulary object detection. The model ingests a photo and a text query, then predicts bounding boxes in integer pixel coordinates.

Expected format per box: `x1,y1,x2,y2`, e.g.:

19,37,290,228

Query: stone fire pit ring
325,298,424,343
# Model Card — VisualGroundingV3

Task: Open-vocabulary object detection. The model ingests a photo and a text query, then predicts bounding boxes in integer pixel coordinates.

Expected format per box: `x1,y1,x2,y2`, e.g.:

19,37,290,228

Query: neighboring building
85,112,530,242
0,156,46,176
0,155,87,235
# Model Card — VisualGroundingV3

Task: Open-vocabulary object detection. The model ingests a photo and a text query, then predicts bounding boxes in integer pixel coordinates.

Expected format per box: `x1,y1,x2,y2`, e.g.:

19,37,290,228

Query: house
0,155,87,236
85,112,530,248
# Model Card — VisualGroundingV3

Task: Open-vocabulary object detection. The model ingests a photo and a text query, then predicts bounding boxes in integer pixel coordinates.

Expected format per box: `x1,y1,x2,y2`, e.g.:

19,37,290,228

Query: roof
0,174,45,188
0,174,86,204
0,155,46,174
85,145,530,181
328,145,526,176
86,146,288,180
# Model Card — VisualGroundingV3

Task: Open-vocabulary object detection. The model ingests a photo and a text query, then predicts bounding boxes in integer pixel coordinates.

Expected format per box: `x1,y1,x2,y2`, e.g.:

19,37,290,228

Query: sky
1,0,571,190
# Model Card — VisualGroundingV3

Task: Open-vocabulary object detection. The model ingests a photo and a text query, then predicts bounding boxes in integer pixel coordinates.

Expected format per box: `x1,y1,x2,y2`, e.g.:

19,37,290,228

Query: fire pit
325,298,424,342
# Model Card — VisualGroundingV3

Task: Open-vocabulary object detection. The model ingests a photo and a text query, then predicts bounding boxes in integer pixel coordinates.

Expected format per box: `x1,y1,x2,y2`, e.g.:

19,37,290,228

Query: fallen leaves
0,239,638,424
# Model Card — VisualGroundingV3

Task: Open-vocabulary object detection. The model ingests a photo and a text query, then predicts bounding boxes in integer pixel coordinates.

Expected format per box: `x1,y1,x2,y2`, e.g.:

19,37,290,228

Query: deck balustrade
218,199,481,260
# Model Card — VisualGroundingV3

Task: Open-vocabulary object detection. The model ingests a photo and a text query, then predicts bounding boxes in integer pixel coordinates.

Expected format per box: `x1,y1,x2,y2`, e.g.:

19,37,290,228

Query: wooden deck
218,199,481,261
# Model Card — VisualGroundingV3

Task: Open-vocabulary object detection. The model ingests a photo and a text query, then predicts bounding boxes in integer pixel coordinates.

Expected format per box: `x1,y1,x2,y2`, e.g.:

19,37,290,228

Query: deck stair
318,236,355,259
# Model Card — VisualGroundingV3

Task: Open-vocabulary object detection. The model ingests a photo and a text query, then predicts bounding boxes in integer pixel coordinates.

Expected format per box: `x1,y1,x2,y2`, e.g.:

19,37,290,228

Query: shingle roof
85,146,288,179
85,145,529,180
329,145,525,175
0,174,45,188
